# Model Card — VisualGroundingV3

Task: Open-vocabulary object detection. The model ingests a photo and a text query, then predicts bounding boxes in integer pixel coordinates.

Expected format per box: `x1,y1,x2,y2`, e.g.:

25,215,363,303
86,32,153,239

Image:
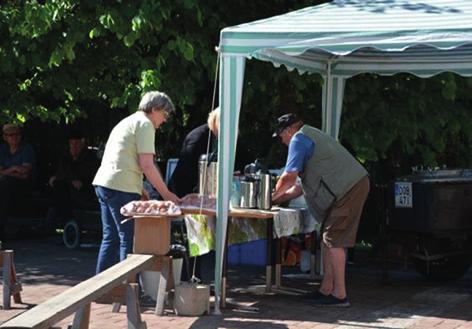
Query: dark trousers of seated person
0,176,33,240
51,179,96,220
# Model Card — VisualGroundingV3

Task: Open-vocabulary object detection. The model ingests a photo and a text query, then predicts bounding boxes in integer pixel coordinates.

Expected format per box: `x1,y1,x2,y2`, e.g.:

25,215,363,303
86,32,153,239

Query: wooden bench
0,253,156,329
1,250,22,310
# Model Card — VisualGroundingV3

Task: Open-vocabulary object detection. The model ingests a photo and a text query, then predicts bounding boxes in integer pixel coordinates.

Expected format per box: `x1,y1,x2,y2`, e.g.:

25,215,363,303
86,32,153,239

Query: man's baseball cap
272,113,299,138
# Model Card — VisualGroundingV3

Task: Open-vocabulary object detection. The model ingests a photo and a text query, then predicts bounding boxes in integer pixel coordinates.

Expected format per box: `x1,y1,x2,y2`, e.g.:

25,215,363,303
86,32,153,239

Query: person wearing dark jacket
167,108,219,283
0,124,35,240
49,130,100,219
169,108,219,198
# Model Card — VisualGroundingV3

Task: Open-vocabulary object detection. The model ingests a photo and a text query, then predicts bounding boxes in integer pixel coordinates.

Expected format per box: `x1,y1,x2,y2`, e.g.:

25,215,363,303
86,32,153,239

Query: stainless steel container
230,176,241,208
198,158,218,197
257,173,272,210
240,180,257,208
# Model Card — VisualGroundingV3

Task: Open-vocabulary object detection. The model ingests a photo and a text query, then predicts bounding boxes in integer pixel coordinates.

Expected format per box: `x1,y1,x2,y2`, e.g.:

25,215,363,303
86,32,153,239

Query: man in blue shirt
272,113,369,307
0,124,35,241
271,114,315,204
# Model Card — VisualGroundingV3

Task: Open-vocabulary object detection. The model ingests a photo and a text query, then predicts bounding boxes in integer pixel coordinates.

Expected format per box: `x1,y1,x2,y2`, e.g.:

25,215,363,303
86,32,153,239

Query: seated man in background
0,124,36,240
49,129,100,221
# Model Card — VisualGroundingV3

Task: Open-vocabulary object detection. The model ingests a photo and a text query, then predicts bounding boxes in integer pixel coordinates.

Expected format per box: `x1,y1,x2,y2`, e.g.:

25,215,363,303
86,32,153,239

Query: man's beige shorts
322,176,370,248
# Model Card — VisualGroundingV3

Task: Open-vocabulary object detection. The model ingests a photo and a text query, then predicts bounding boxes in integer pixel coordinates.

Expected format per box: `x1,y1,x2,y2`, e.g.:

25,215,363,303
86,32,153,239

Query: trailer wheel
63,220,81,249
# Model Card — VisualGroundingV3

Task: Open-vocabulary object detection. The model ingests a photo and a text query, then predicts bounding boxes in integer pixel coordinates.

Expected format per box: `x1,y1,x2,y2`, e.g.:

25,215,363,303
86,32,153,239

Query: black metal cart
384,168,472,280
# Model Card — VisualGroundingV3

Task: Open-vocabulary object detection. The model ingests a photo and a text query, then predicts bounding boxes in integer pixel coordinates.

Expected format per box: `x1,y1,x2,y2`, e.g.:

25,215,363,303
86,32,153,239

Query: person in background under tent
168,107,220,198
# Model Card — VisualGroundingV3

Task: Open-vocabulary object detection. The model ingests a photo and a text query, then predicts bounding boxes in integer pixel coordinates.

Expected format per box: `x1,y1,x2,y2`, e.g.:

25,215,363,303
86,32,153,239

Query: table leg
310,231,316,279
315,230,324,275
275,237,282,289
222,220,229,308
265,219,273,293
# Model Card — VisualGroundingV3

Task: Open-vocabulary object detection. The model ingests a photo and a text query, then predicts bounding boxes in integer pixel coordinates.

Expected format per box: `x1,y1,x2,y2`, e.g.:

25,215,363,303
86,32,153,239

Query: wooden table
131,207,302,311
182,207,279,308
132,215,175,315
226,208,279,304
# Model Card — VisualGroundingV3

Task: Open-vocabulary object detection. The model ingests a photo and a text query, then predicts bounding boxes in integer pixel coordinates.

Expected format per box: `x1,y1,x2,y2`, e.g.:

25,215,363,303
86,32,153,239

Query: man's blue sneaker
311,290,330,300
311,294,351,307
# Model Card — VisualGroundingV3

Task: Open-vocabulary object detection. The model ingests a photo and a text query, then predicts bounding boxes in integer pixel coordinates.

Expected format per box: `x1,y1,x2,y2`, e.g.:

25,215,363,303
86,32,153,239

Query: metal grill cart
384,169,472,280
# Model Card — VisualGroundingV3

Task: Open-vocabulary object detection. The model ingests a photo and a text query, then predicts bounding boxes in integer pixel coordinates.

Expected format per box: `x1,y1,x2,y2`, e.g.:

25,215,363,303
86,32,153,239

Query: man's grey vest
297,125,367,222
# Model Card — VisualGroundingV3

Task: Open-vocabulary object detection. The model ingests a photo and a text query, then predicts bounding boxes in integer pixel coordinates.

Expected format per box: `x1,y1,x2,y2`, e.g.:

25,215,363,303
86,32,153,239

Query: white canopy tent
214,0,472,312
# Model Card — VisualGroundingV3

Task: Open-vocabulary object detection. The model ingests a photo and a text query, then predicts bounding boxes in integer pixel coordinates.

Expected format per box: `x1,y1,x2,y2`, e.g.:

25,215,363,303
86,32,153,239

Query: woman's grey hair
3,123,20,133
138,91,175,114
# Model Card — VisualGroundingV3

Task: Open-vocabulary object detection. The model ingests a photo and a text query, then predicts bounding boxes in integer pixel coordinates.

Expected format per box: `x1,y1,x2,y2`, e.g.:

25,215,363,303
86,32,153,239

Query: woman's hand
162,191,181,204
141,189,150,201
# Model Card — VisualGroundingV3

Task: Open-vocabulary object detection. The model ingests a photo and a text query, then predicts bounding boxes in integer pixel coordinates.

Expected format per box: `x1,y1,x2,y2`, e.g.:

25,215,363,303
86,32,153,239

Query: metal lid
402,168,472,183
412,168,463,177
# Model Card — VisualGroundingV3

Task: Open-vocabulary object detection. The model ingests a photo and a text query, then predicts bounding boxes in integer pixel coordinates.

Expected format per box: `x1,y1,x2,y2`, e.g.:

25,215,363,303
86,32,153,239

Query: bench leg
154,257,170,316
11,258,22,304
112,302,122,313
127,283,146,329
71,303,91,329
3,250,12,310
111,280,129,313
1,250,22,309
111,254,141,314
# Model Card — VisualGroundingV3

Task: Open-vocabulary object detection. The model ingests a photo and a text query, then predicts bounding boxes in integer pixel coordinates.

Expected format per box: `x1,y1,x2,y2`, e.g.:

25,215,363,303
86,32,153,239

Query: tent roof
220,0,472,77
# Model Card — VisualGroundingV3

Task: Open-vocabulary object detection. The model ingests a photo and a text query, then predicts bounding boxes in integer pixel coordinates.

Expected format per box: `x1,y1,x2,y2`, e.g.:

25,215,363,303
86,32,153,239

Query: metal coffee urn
239,179,257,208
238,159,273,210
257,173,272,210
198,154,217,197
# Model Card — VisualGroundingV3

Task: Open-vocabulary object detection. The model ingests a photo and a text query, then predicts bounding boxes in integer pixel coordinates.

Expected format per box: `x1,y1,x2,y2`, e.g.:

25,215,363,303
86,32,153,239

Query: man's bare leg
330,247,347,299
318,244,334,295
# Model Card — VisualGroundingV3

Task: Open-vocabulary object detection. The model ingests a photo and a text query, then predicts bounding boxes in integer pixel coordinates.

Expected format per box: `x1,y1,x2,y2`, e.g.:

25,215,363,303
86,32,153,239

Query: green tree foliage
0,0,320,158
341,73,472,180
1,0,472,176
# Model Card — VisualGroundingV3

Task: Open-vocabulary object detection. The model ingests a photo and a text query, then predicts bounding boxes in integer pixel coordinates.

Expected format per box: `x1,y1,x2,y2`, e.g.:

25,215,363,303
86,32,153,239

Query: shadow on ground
4,237,472,329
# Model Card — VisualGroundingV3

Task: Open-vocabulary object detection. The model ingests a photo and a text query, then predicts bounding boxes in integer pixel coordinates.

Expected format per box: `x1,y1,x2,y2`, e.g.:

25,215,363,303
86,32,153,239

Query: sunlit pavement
1,237,471,329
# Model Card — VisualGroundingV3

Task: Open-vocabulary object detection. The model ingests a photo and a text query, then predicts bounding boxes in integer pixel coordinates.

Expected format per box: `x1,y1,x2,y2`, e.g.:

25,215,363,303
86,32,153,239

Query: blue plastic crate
240,239,267,266
227,244,241,265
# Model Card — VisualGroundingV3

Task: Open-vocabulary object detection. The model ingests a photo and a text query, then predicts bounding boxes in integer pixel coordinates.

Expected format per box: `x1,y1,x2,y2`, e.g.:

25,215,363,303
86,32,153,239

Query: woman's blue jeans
95,186,140,274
